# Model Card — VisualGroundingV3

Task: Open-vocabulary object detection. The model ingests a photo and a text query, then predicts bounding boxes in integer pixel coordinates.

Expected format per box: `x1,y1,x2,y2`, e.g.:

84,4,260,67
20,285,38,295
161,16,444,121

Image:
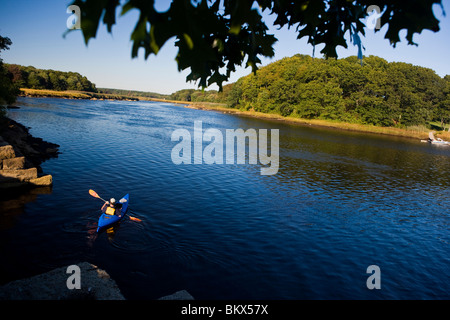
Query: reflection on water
0,187,52,231
0,97,449,300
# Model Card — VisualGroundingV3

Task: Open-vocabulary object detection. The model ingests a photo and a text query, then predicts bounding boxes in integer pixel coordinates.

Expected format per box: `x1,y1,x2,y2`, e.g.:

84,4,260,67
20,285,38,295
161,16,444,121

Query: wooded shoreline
15,88,450,141
183,103,450,141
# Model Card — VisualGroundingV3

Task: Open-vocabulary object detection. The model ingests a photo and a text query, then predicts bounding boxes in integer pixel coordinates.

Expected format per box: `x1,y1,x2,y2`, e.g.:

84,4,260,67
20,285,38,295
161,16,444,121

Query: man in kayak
101,198,122,216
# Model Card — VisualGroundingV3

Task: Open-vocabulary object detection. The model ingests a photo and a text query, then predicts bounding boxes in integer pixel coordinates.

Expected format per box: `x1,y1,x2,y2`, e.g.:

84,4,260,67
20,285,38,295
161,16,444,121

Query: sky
0,0,449,95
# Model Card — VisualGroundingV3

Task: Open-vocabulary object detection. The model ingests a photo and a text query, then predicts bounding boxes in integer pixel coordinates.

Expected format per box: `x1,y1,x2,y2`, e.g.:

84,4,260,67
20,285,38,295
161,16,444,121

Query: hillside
3,64,171,102
5,56,450,132
224,54,450,130
5,64,97,93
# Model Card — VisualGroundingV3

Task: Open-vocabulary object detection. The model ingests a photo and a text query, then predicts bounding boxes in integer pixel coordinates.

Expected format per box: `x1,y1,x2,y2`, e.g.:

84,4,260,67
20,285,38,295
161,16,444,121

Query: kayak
96,194,130,232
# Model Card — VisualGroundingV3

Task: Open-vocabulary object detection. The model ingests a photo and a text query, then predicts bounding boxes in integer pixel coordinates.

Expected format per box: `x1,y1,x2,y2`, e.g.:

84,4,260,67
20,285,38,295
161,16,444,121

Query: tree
437,75,450,130
66,75,79,90
27,72,45,89
170,89,195,101
220,53,447,128
6,64,26,88
0,35,20,111
68,0,443,90
6,64,97,92
226,79,243,108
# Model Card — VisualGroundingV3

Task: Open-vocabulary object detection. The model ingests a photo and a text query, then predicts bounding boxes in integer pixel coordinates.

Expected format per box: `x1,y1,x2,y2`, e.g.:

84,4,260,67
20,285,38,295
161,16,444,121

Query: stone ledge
0,117,59,190
158,290,195,300
0,262,125,300
0,262,194,300
0,145,15,160
28,174,52,186
0,118,60,169
0,168,38,181
3,156,25,169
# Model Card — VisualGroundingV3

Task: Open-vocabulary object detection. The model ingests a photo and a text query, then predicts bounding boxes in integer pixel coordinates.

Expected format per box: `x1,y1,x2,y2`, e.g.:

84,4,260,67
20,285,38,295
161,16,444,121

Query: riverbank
0,261,194,300
0,116,59,190
185,102,450,141
20,88,139,101
0,262,124,300
16,89,450,141
19,88,189,105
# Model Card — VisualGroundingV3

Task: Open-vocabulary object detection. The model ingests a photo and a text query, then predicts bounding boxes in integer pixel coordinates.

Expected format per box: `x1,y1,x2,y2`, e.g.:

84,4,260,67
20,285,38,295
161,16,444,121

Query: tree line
97,88,168,100
223,54,450,129
0,36,19,111
5,64,97,92
170,88,228,103
2,31,449,131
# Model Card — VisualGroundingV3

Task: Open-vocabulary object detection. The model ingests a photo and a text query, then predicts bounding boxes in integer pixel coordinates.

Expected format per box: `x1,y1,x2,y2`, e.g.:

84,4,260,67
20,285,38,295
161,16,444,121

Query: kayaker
101,198,118,216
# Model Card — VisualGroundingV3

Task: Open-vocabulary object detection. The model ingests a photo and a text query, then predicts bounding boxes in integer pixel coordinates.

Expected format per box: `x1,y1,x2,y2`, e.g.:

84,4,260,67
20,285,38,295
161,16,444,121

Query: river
0,97,449,299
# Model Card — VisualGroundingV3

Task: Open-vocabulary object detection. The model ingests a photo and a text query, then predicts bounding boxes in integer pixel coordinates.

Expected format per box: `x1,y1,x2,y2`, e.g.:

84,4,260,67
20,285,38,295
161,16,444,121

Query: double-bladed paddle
89,189,142,222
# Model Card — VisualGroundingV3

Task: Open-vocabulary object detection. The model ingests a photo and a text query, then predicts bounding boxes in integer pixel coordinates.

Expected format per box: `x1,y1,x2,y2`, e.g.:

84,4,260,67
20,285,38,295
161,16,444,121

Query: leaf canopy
69,0,443,90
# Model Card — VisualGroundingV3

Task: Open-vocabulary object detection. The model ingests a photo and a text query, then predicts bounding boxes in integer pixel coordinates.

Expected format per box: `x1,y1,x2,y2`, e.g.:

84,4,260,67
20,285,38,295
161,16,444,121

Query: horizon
1,0,449,95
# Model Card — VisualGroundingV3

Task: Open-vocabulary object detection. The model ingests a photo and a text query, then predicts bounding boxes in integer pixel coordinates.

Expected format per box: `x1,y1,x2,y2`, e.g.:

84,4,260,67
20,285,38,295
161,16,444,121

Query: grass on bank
20,88,139,101
188,102,450,141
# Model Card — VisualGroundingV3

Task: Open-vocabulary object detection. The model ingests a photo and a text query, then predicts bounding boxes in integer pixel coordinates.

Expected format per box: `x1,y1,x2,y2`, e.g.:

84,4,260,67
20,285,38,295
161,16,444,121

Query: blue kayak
96,194,129,232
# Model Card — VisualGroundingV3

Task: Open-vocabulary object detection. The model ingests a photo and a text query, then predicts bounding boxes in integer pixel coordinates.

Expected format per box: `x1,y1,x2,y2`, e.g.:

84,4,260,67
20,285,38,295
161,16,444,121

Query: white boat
422,132,450,145
430,138,450,145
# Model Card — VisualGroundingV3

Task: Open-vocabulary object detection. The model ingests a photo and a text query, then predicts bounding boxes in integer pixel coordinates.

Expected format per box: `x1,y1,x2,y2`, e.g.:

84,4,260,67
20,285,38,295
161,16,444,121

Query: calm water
0,97,449,299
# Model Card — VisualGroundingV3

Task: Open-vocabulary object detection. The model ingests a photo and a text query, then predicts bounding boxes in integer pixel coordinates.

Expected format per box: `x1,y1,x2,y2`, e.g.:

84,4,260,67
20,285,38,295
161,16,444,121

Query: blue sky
0,0,449,94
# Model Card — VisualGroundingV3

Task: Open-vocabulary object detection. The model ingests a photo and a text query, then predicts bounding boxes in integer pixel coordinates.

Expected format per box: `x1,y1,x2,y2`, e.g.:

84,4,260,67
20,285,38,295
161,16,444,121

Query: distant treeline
226,54,450,128
5,55,450,130
5,64,97,92
97,88,169,100
169,87,231,103
173,54,450,129
20,88,140,101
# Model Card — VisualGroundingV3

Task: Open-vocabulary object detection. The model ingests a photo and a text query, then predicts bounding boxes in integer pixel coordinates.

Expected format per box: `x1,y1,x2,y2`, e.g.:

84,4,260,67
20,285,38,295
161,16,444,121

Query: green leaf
229,24,241,35
183,33,194,50
65,0,444,90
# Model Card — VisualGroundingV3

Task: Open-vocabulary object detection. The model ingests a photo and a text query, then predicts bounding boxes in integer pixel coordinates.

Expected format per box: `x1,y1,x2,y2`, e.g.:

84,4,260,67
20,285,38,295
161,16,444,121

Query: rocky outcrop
0,262,125,300
158,290,195,300
0,118,59,190
0,261,195,300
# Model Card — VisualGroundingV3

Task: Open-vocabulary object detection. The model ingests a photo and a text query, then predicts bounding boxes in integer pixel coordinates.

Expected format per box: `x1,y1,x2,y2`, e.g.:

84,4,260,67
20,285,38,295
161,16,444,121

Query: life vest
105,206,116,215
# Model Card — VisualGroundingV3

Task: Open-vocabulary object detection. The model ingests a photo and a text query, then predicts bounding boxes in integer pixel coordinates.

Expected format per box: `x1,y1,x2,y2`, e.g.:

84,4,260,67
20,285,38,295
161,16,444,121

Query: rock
2,156,25,169
46,148,58,155
158,290,195,300
0,117,59,191
28,174,53,186
0,118,60,169
0,145,16,160
0,168,38,181
0,262,125,300
0,136,8,146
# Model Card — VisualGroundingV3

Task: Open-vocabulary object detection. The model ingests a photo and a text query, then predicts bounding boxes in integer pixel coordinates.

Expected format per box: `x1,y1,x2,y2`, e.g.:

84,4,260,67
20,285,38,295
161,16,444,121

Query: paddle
89,189,107,202
89,189,142,222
